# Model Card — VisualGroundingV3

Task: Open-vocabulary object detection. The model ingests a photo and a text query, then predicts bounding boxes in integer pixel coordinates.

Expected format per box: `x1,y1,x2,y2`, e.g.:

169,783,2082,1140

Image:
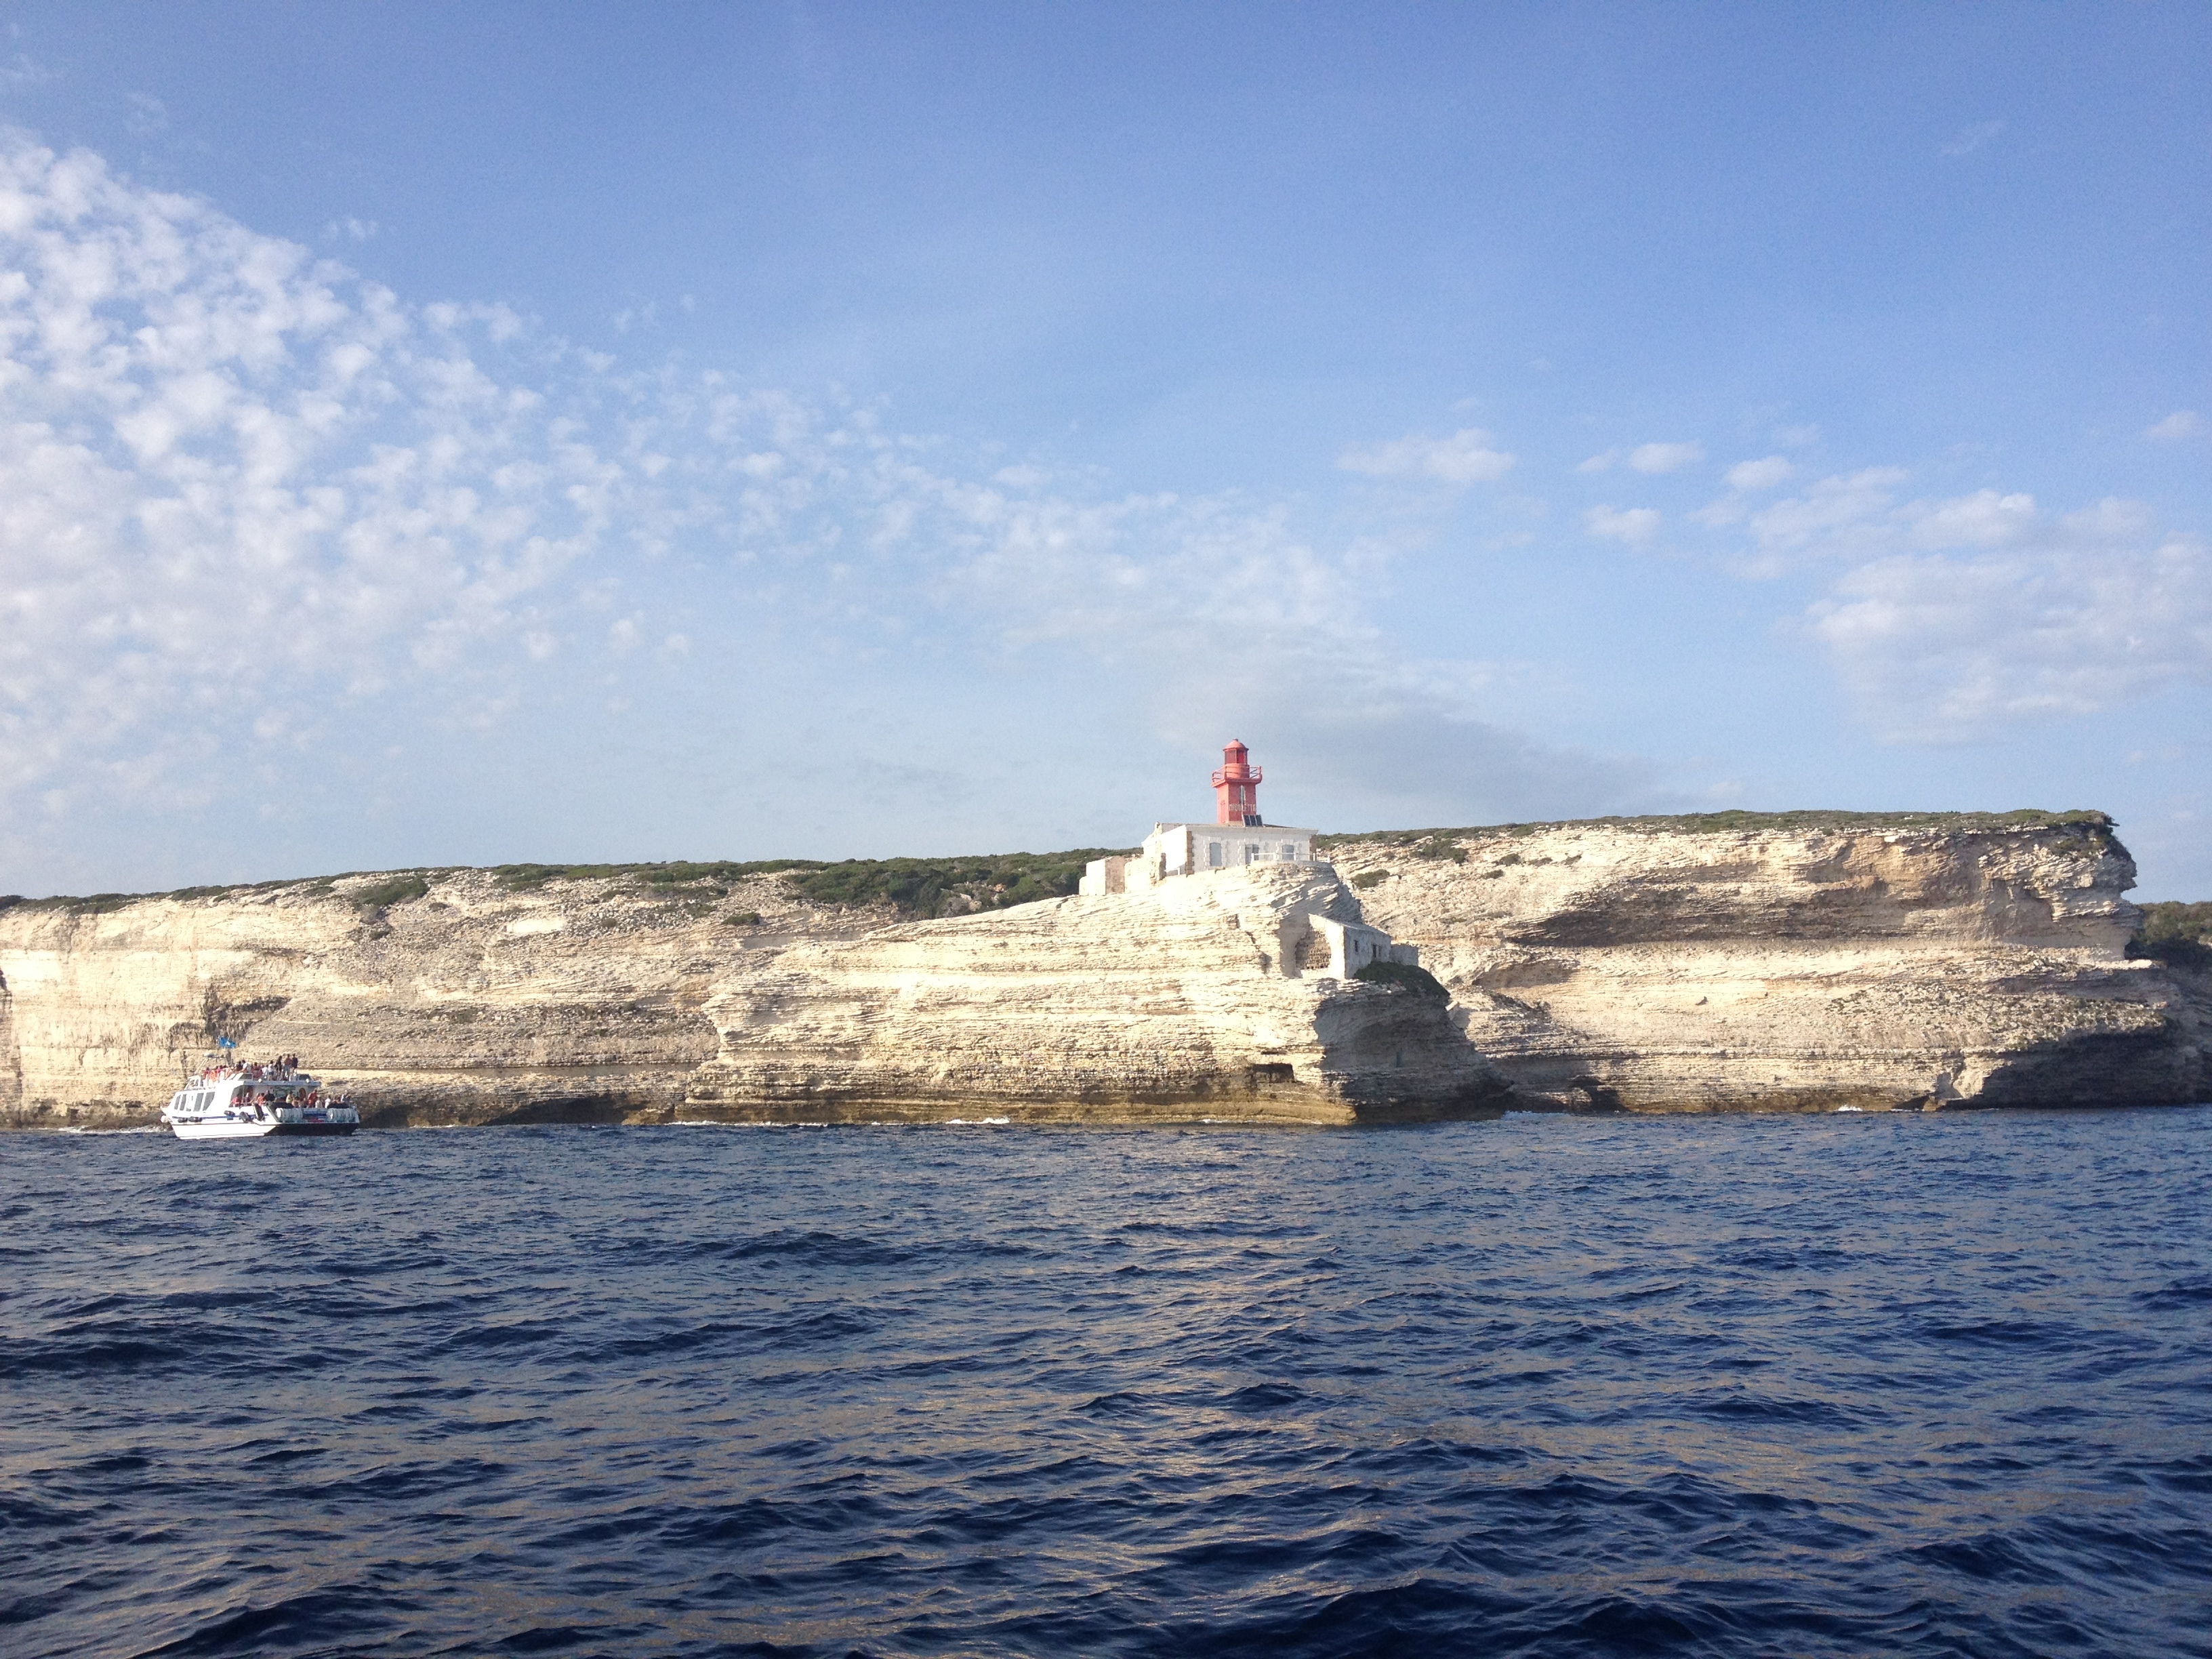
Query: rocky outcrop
1330,817,2207,1113
686,863,1511,1125
2,814,2204,1130
0,859,1504,1128
0,872,800,1130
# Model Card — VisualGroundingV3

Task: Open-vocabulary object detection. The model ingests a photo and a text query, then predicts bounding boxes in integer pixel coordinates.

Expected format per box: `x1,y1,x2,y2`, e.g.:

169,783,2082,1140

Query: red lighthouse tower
1212,740,1263,825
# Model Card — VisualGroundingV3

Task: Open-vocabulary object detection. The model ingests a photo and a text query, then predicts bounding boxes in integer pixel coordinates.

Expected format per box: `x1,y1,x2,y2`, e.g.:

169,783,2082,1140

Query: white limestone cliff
1330,817,2205,1112
685,862,1509,1124
1,815,2203,1129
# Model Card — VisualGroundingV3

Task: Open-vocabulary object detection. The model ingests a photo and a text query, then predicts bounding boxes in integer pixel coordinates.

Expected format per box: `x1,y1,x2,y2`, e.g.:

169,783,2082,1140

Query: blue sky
1,2,2207,897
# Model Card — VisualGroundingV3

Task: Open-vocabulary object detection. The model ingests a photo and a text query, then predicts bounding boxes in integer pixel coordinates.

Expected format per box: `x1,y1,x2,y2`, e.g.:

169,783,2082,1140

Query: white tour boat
162,1056,361,1139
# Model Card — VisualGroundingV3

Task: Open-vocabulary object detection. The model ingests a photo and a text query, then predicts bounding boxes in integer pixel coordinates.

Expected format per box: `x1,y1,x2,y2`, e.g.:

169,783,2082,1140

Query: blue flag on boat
217,1036,236,1049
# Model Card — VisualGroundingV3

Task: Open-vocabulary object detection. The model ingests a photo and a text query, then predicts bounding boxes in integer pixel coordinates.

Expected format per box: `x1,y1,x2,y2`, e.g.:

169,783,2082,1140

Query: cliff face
0,861,1505,1128
687,863,1512,1125
0,872,790,1130
1330,819,2205,1112
2,816,2203,1130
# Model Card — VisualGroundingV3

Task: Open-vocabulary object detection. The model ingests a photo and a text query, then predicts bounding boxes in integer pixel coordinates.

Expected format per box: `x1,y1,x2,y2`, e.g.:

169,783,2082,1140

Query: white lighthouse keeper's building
1080,739,1319,895
1080,821,1320,895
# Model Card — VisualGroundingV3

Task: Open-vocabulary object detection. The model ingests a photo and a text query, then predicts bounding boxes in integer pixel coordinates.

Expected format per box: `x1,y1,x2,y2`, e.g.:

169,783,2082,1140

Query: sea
5,1107,2210,1658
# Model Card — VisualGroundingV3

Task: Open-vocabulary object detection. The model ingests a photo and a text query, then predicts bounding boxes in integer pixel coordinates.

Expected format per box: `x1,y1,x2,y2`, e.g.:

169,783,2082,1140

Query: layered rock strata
2,815,2204,1130
685,863,1511,1124
1330,819,2206,1112
0,861,1504,1128
0,871,808,1130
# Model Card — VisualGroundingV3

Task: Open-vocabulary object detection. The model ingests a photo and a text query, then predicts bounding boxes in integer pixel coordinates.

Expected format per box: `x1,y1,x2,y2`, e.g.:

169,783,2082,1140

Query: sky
0,1,2206,898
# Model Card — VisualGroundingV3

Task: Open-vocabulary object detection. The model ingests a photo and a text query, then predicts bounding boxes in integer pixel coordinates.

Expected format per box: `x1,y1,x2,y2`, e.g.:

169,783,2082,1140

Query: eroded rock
1331,819,2205,1112
3,817,2203,1129
684,863,1513,1124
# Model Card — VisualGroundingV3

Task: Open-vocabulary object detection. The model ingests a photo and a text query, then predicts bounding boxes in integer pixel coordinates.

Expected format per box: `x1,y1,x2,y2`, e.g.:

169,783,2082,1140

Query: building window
1280,843,1294,860
1208,842,1223,867
1243,842,1257,864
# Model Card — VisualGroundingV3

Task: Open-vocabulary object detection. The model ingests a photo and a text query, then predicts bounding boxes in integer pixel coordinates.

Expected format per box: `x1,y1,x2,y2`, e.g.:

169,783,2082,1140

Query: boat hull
168,1119,357,1140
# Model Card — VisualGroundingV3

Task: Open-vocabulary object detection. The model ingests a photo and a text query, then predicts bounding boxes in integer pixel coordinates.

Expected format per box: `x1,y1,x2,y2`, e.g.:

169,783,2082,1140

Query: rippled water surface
6,1109,2211,1657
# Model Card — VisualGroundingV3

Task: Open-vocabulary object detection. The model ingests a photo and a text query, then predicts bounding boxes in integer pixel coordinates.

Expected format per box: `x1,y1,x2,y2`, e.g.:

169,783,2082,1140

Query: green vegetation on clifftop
349,876,430,911
0,847,1128,922
2131,901,2212,972
1317,808,2114,849
783,849,1127,919
491,858,819,892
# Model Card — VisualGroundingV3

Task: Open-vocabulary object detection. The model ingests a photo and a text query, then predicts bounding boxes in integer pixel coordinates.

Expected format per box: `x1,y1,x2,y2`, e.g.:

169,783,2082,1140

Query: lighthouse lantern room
1213,740,1262,825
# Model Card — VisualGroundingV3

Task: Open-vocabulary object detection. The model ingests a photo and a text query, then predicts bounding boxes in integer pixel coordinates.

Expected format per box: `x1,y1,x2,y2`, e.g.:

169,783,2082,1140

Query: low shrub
783,848,1127,920
0,892,140,915
351,876,430,910
1319,808,2116,848
491,858,819,893
1350,869,1389,889
2131,901,2212,972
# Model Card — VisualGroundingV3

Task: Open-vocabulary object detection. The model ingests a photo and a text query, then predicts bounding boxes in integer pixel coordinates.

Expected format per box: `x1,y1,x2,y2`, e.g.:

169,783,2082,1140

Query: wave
6,1105,2208,1658
54,1124,163,1134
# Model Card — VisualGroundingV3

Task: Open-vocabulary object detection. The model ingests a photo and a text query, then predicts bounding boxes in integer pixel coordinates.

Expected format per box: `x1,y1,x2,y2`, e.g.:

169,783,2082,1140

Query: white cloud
1338,426,1516,485
1744,476,2078,569
1586,505,1661,545
1744,468,1911,566
1774,424,1820,449
1576,449,1620,474
1628,441,1704,475
0,134,1635,877
1807,531,2211,742
2061,497,2158,541
1941,120,2007,158
2146,409,2203,441
1910,488,2036,549
1723,455,1794,492
1663,445,2212,741
0,138,932,820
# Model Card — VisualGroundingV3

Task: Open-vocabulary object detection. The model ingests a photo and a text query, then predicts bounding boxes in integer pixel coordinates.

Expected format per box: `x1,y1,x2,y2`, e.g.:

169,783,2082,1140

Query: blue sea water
5,1109,2211,1658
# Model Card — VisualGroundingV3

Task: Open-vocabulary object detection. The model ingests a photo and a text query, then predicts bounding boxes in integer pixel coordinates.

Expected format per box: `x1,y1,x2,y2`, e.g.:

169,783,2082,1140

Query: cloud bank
1799,495,2209,741
0,138,1644,886
0,138,621,810
1561,443,2207,746
3,131,2198,890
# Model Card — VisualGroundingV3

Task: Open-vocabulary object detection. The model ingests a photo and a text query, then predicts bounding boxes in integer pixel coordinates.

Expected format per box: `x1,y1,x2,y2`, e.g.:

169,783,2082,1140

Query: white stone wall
1081,822,1318,896
1292,914,1418,980
1150,822,1315,877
